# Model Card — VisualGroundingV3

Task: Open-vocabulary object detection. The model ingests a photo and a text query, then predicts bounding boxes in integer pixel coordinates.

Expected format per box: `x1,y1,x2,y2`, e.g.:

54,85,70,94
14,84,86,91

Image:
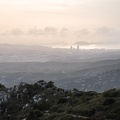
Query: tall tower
70,46,73,49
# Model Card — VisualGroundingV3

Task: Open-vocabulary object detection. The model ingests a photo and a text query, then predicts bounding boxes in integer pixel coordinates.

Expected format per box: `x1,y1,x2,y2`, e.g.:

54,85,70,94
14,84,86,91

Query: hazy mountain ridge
0,58,120,91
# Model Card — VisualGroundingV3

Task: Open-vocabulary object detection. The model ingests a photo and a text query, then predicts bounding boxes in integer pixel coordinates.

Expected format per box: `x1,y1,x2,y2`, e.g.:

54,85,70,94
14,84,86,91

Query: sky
0,0,120,48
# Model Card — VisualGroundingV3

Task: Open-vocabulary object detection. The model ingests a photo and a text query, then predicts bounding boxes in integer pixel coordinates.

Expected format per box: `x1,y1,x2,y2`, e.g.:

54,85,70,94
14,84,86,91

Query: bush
0,84,6,91
74,91,84,97
92,111,106,120
103,98,115,106
58,97,68,104
26,109,43,120
84,91,97,96
103,89,120,97
33,100,50,110
45,81,54,88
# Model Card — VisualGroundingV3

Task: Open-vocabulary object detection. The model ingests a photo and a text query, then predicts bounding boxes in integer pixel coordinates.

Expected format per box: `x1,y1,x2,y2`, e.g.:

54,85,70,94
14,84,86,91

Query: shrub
58,97,68,104
103,98,115,106
26,109,43,120
0,84,6,91
103,89,120,97
74,91,84,97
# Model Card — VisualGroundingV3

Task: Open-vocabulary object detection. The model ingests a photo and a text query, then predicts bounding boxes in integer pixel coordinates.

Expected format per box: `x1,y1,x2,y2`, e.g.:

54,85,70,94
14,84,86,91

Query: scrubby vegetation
0,80,120,120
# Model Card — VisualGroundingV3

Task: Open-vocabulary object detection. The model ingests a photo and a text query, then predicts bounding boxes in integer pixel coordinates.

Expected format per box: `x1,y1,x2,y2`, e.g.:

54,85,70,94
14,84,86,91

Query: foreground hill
0,80,120,120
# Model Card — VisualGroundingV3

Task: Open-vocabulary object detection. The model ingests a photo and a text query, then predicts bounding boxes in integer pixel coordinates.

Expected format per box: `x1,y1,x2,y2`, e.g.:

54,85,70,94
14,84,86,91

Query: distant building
77,45,79,50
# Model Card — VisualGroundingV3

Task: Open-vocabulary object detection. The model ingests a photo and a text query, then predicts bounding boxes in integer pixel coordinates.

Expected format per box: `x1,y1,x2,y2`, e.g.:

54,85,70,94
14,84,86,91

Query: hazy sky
0,0,120,48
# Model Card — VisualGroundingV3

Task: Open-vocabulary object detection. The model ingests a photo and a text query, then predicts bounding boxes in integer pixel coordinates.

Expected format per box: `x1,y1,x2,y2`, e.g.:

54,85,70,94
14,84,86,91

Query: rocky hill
0,80,120,120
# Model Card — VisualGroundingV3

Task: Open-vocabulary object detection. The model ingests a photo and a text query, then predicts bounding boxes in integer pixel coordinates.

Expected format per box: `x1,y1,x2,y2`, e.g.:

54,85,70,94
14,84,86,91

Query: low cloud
0,28,25,36
60,28,69,37
74,29,89,37
27,27,58,36
74,41,95,46
0,27,58,36
0,27,89,37
0,27,120,47
10,28,25,36
95,27,118,35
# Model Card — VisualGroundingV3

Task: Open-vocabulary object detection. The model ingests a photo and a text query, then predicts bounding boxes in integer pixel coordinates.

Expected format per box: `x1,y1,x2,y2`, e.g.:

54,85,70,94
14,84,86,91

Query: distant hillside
58,69,120,92
0,59,120,73
0,80,120,120
1,59,120,91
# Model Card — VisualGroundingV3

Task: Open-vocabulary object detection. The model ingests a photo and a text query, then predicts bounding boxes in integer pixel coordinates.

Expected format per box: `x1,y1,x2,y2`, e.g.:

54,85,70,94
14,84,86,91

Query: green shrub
58,97,68,104
26,109,43,120
103,98,115,106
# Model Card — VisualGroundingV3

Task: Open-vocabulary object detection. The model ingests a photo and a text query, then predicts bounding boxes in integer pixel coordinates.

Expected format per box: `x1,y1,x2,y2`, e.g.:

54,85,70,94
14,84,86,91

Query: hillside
59,69,120,92
1,59,120,92
0,80,120,120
